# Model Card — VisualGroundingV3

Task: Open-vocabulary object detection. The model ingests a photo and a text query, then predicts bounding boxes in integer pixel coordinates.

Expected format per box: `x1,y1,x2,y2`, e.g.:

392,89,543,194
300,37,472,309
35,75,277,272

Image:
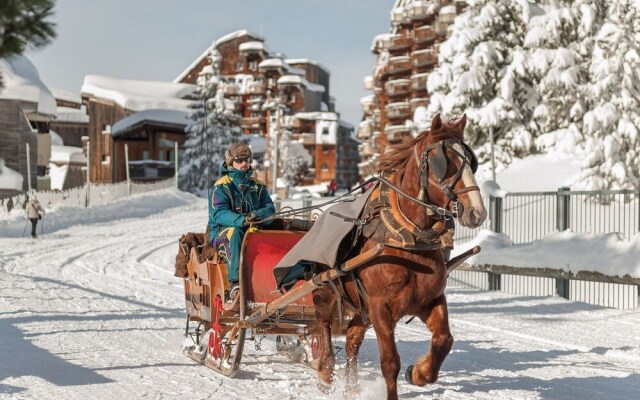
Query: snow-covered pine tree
530,1,606,159
179,49,243,196
278,125,309,186
578,0,640,190
426,0,532,173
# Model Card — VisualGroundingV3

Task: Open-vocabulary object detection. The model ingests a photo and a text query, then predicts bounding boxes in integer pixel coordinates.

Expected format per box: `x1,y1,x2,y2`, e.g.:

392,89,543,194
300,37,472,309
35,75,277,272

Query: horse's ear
456,114,467,131
431,113,443,132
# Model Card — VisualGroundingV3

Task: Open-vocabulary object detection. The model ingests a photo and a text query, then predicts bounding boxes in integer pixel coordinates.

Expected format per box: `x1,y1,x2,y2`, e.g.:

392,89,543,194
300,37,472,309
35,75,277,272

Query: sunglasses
233,157,251,164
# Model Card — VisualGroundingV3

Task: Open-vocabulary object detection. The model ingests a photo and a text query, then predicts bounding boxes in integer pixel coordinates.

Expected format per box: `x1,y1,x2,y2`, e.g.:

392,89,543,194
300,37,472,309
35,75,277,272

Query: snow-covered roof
239,41,267,52
111,109,190,137
56,106,89,123
81,75,196,113
0,55,57,116
214,30,264,48
259,58,286,69
0,159,23,191
285,58,331,74
277,75,325,92
440,5,456,15
371,33,392,51
50,145,87,164
173,45,215,83
51,87,82,105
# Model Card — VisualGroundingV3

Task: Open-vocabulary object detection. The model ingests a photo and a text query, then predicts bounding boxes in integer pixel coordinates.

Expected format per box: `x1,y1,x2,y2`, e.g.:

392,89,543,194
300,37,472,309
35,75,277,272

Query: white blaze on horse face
452,143,487,228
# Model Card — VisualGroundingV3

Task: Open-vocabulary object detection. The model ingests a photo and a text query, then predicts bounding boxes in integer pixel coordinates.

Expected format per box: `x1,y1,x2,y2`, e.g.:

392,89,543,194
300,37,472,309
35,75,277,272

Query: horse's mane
378,119,464,173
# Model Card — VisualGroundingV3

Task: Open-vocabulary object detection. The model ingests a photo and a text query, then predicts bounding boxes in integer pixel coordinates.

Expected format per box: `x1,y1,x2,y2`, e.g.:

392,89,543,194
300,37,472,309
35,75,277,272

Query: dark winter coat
208,164,275,243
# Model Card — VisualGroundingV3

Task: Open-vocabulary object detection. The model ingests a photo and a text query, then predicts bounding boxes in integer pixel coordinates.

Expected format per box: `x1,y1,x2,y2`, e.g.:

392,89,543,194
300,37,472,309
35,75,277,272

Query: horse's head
419,114,486,228
380,113,487,229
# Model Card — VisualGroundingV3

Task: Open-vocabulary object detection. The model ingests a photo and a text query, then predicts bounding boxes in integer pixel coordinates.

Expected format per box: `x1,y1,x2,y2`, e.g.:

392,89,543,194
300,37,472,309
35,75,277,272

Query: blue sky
26,0,394,126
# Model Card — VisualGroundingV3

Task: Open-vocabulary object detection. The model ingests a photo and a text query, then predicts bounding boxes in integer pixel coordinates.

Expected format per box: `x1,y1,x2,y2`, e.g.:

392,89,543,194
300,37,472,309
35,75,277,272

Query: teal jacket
208,164,275,242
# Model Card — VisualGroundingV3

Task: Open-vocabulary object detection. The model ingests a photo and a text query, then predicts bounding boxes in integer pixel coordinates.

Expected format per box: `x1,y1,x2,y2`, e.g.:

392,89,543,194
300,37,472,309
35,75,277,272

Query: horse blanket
273,186,375,287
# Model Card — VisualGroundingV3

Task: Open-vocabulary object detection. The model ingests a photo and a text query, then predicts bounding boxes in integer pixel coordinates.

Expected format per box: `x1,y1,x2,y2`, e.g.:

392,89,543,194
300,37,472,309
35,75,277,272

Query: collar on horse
362,175,446,251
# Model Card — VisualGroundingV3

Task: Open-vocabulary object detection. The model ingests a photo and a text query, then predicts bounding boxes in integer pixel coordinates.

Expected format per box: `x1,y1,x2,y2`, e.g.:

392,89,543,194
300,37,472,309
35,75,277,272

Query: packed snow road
1,189,639,399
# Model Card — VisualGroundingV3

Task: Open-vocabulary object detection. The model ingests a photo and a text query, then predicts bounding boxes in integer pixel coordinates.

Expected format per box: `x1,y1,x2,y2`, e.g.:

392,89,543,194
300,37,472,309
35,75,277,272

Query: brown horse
312,114,486,399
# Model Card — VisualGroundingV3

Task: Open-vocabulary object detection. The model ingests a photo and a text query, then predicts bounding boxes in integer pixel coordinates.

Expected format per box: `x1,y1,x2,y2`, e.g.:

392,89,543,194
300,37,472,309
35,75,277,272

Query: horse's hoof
317,379,333,394
405,365,415,385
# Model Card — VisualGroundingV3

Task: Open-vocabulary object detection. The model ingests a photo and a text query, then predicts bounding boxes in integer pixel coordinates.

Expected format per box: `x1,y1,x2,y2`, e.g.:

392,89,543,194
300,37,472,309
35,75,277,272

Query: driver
208,143,275,303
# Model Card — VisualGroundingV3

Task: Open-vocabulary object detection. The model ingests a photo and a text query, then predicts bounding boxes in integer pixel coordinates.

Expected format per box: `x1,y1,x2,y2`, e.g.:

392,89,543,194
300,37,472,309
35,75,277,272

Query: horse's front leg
406,294,453,386
345,315,367,392
312,287,337,392
369,298,400,400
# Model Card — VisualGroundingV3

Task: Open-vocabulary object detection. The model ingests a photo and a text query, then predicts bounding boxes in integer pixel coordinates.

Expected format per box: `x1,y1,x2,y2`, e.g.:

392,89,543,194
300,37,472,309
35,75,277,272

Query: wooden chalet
0,56,57,196
80,76,195,184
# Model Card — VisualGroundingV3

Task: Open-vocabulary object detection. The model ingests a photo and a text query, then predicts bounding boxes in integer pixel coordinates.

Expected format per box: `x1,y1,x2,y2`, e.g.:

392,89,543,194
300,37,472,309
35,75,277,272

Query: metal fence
454,187,640,245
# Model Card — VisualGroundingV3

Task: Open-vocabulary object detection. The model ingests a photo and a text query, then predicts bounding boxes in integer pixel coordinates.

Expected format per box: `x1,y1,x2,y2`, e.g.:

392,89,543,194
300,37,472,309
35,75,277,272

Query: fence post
557,187,571,231
490,195,502,233
556,277,570,299
488,272,501,291
303,198,312,220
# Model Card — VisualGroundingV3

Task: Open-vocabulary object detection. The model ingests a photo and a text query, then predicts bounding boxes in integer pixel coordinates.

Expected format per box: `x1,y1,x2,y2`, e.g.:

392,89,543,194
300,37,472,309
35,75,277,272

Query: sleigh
178,216,385,377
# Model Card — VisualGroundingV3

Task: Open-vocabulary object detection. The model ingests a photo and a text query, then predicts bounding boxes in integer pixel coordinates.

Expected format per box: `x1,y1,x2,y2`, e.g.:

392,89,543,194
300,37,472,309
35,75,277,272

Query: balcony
357,120,373,140
411,72,429,92
129,160,175,181
410,97,429,111
363,75,375,90
412,49,437,68
246,82,266,95
223,84,240,96
384,79,411,98
435,20,449,36
359,142,377,156
385,124,411,142
360,95,377,115
388,34,413,51
439,4,457,24
387,56,412,75
385,101,411,120
409,0,434,20
390,7,410,25
241,116,264,129
414,25,436,44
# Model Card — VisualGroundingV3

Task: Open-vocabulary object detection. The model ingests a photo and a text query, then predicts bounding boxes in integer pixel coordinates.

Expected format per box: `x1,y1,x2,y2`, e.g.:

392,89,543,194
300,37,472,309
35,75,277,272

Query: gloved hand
243,212,259,227
245,212,259,222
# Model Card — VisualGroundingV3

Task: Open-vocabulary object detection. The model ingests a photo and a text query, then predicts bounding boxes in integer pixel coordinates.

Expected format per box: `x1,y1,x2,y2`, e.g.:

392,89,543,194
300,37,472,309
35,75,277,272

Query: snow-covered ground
1,189,639,399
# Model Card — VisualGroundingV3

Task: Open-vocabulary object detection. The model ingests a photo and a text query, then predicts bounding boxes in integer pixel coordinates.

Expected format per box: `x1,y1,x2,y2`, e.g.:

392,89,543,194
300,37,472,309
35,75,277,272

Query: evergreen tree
0,0,56,88
179,50,243,195
426,0,531,170
578,0,640,190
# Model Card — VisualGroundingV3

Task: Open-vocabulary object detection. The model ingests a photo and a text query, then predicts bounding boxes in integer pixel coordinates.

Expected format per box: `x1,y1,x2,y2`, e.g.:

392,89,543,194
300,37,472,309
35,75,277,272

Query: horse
312,113,487,399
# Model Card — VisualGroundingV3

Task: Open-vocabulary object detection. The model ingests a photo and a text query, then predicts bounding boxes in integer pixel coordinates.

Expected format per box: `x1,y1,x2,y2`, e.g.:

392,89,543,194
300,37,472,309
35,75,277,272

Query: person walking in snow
208,143,275,303
26,193,45,238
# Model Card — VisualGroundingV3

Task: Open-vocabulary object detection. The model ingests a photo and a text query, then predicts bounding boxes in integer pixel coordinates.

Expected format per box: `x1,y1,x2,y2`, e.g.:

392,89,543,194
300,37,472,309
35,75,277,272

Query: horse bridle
413,138,480,219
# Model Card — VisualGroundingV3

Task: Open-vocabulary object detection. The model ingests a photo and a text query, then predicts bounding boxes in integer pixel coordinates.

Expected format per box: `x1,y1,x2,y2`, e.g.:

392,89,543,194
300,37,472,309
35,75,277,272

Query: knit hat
225,143,252,167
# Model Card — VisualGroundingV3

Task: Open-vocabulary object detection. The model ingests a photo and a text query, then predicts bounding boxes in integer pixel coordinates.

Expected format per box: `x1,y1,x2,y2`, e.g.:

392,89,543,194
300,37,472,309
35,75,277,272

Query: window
249,60,258,70
142,151,149,160
321,163,329,171
322,127,330,135
322,146,329,154
236,61,244,71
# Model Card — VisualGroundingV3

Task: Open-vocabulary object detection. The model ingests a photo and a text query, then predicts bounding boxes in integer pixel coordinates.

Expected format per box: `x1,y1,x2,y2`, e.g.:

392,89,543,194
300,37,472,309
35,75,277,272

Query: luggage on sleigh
178,218,384,377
